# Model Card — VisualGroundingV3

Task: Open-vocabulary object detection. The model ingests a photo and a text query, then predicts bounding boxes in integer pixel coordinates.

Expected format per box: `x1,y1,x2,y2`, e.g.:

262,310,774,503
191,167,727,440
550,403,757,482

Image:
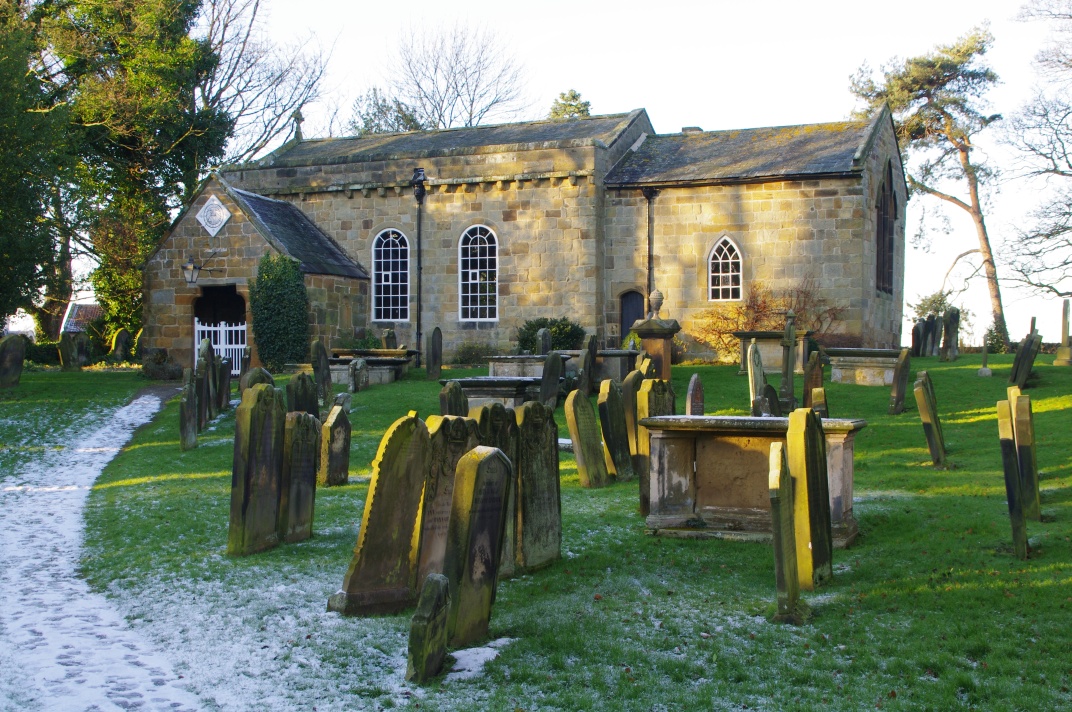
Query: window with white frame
459,225,498,321
372,229,409,321
709,236,742,301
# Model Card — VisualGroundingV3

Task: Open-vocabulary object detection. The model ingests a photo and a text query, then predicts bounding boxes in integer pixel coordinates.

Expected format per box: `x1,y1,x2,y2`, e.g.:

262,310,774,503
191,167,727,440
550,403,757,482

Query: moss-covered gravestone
565,389,609,488
997,400,1029,560
888,348,911,415
444,446,512,647
406,574,451,683
539,351,563,409
318,405,351,486
311,339,333,406
109,328,132,362
439,381,469,416
636,379,675,516
216,357,232,412
349,358,369,393
787,407,833,590
514,401,561,572
1010,392,1042,522
769,442,803,624
328,412,431,615
58,333,79,371
228,383,287,556
0,334,27,388
241,366,274,392
279,411,320,543
810,388,829,419
287,372,320,415
621,370,643,473
802,351,823,409
179,368,198,451
427,327,443,380
469,403,519,578
418,415,480,582
913,371,946,466
598,379,634,482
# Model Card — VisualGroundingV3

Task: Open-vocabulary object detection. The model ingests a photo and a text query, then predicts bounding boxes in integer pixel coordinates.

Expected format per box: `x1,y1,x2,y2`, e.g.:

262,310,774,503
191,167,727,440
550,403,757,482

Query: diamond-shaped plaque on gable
196,195,231,237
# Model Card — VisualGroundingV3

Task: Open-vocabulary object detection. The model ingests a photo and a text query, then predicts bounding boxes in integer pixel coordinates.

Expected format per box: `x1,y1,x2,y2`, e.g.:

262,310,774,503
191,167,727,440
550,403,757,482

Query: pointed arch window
709,236,742,301
876,162,897,295
459,225,498,321
372,229,409,321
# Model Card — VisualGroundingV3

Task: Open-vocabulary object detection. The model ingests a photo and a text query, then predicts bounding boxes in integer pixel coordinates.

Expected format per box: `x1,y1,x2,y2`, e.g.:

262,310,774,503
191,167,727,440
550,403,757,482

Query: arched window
708,237,742,301
372,229,409,321
459,225,498,321
875,161,896,295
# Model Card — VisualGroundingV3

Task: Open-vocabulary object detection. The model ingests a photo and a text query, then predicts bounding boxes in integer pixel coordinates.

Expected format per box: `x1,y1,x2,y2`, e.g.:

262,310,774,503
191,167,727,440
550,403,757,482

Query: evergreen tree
549,89,591,119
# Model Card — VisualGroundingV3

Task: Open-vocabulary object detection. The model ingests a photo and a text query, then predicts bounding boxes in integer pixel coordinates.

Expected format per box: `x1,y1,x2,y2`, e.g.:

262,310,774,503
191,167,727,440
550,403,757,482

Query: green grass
67,356,1072,709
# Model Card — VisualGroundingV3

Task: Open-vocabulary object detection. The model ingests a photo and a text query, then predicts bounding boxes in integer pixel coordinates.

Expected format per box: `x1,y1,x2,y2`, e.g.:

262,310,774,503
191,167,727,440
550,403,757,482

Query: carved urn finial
648,289,664,318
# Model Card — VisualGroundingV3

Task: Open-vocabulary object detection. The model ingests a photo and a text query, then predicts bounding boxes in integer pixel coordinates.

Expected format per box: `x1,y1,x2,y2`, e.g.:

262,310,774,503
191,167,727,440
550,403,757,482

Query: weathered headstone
931,316,944,357
311,339,333,406
349,357,370,393
769,442,802,623
941,308,960,361
888,348,911,415
278,411,320,543
801,351,823,409
1010,392,1042,522
239,346,252,389
439,380,469,416
779,311,798,410
536,327,552,355
418,415,481,582
1054,299,1071,366
913,371,946,465
469,403,519,578
565,389,610,488
381,328,398,350
328,412,431,615
72,331,91,367
685,373,704,416
0,334,27,388
287,372,320,415
576,345,594,397
196,357,211,431
621,370,643,473
810,387,829,418
216,357,232,412
787,407,832,590
334,392,352,413
1010,332,1043,389
539,351,563,409
406,574,451,683
911,319,925,357
747,339,767,405
202,352,219,422
636,356,655,378
241,366,275,392
444,446,512,647
58,333,79,371
761,383,783,417
109,328,133,362
427,326,443,380
996,400,1029,560
922,314,936,356
751,395,773,417
228,383,286,556
179,367,198,451
636,379,676,515
978,347,993,377
598,380,634,481
318,405,351,486
514,401,561,572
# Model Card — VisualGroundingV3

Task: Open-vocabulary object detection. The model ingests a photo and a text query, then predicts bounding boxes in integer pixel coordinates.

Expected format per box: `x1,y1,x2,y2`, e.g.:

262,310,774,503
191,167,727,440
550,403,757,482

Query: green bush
249,254,310,372
450,341,502,365
516,317,586,353
24,337,61,366
985,321,1009,354
333,332,382,350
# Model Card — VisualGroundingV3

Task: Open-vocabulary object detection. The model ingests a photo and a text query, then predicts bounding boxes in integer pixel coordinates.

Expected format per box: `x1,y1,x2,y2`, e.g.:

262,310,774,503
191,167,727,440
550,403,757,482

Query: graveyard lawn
73,356,1072,710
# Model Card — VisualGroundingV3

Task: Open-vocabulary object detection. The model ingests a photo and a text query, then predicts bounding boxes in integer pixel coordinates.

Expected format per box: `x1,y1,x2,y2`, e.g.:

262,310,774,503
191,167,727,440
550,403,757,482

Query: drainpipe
411,168,426,367
642,187,658,314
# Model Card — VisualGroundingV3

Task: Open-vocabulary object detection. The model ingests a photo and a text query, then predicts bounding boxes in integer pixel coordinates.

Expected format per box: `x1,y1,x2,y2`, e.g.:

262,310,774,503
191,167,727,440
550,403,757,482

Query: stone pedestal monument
628,289,681,381
1055,299,1071,367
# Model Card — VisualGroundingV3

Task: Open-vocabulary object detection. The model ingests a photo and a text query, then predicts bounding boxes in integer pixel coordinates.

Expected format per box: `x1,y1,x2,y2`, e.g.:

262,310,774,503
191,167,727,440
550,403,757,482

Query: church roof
604,118,877,187
224,184,369,280
252,111,645,167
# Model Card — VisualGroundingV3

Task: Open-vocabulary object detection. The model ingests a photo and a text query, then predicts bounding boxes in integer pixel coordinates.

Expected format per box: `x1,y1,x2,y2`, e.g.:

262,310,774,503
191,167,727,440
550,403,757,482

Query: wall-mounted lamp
182,257,201,285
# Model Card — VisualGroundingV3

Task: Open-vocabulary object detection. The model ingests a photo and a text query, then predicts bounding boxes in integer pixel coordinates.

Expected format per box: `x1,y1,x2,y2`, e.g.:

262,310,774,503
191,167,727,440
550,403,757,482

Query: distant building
61,302,103,334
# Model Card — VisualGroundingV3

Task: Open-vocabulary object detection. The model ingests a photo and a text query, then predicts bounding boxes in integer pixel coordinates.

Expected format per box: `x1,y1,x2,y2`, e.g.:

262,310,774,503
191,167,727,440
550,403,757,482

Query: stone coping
558,349,638,357
825,348,901,359
731,330,814,339
331,348,418,359
441,376,543,386
487,354,571,362
365,357,411,367
637,415,867,435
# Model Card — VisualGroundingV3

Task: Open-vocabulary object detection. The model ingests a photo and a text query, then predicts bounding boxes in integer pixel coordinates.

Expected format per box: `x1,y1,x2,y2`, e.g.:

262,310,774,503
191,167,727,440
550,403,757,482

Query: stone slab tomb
565,389,610,488
279,411,320,543
888,348,911,415
406,573,451,683
228,383,286,556
440,380,470,416
913,371,946,465
287,372,320,415
636,379,676,515
686,373,704,416
827,348,901,386
598,379,635,482
427,326,443,380
349,358,370,393
318,404,351,486
513,401,562,572
179,368,198,451
469,403,518,578
418,415,480,583
328,412,431,615
0,334,26,388
996,400,1030,560
768,442,802,623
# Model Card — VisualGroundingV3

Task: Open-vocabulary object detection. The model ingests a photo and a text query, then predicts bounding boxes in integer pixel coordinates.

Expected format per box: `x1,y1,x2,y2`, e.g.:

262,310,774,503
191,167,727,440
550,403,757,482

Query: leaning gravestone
0,334,27,388
565,389,610,488
747,339,767,406
514,401,561,572
913,371,946,466
787,407,833,590
801,352,823,409
418,415,481,582
318,404,351,486
349,358,370,393
444,446,512,647
311,340,333,407
228,383,286,556
241,366,275,392
536,328,552,355
58,333,79,371
810,388,829,418
636,379,676,515
179,368,198,451
439,380,469,416
539,351,563,409
406,573,451,683
769,442,803,624
278,411,320,543
427,327,443,380
1010,392,1042,522
1010,332,1043,389
328,412,431,615
598,380,634,481
469,402,519,578
109,328,132,362
621,370,643,474
287,372,320,415
997,400,1029,560
576,346,594,397
216,357,232,412
888,348,911,415
382,328,398,350
685,373,704,415
911,319,925,357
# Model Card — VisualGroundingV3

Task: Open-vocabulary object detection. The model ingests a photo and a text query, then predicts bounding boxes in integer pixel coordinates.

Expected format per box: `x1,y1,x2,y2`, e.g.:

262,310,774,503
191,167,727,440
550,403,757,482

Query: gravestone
769,442,802,624
751,395,773,417
228,383,286,556
1010,392,1042,522
941,308,960,361
179,368,198,451
0,334,27,388
685,373,704,415
196,357,211,431
576,345,594,396
621,370,644,477
801,352,823,409
747,340,767,406
406,573,451,683
922,314,936,356
328,412,431,615
888,348,912,415
241,366,274,392
1054,299,1071,366
636,356,655,378
759,384,783,417
73,332,91,367
239,346,252,390
311,339,333,406
1010,332,1043,389
334,392,352,413
109,328,133,362
913,371,946,465
427,327,443,380
996,400,1029,560
810,388,829,418
598,380,634,481
287,372,320,415
439,380,469,416
58,333,79,371
514,401,561,572
911,319,925,357
636,379,676,515
778,311,797,410
565,389,610,488
202,351,219,422
536,327,552,355
931,316,944,357
349,358,370,393
278,411,320,543
216,357,232,412
382,328,398,350
444,446,512,647
539,351,563,409
787,407,833,590
318,405,351,486
469,403,519,578
418,415,481,582
978,347,993,377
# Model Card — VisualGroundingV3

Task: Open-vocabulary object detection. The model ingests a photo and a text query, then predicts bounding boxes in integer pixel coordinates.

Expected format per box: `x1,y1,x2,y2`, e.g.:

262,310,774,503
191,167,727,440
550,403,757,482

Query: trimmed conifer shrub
249,254,309,371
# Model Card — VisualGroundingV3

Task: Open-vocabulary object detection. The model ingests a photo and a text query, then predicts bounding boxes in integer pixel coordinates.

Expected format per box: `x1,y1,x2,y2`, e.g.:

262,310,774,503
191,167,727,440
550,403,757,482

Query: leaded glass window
709,236,742,301
459,225,498,321
372,229,409,321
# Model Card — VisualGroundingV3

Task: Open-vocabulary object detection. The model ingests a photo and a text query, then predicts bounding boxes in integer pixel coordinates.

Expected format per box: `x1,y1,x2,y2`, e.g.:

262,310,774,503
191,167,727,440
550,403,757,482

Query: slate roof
256,111,644,167
605,117,878,186
223,185,369,280
61,302,103,333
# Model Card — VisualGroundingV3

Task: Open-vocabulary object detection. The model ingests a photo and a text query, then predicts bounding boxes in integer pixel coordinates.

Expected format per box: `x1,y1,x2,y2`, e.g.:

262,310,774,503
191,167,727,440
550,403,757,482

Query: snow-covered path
0,393,201,712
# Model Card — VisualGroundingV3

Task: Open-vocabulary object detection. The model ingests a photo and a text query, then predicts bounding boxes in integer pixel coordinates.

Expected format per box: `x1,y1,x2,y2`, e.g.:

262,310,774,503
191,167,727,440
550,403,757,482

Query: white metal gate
194,319,246,375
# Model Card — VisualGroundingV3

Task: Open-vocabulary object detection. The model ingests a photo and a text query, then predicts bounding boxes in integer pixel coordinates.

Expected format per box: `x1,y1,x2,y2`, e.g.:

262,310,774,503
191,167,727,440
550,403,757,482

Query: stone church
142,106,906,368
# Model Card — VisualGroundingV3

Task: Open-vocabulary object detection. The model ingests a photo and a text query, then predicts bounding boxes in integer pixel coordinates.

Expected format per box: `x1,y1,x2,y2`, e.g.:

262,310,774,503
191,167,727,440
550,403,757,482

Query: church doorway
194,285,247,374
620,290,645,338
